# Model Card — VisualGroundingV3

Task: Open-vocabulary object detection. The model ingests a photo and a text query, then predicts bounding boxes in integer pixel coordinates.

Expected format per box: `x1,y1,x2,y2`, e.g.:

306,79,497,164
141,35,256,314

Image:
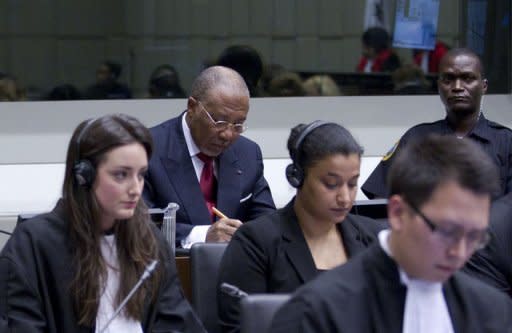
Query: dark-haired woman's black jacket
217,198,386,333
0,201,205,332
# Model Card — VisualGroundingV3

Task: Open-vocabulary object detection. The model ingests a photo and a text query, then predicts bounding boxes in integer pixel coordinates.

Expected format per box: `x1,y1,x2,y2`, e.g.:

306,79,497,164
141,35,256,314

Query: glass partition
0,0,508,101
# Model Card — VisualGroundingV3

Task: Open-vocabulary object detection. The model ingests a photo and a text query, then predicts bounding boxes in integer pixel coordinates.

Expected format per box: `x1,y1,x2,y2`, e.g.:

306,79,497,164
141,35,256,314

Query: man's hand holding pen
205,207,243,242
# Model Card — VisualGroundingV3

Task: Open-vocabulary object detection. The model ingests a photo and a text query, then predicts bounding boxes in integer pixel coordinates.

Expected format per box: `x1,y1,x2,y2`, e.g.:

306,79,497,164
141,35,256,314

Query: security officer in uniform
362,48,512,200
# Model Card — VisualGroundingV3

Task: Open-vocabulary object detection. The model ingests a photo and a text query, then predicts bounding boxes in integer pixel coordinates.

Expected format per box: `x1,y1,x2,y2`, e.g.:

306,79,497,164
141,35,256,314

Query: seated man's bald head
190,66,249,102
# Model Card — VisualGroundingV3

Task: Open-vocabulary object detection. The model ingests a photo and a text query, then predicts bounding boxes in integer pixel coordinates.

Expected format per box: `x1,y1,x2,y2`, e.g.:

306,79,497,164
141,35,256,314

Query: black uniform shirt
362,113,512,199
463,199,512,297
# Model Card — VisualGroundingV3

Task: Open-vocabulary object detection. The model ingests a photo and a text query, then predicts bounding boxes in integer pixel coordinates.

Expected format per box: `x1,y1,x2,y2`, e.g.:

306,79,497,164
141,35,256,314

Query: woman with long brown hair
0,114,204,332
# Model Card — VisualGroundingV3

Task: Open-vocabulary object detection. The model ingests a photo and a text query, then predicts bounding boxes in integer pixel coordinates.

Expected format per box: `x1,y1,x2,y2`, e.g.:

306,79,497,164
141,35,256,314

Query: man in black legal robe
269,135,512,333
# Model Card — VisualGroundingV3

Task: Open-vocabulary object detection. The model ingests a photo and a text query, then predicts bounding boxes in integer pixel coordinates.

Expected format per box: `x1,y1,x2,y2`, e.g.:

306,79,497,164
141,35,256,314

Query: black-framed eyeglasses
406,200,490,250
196,100,248,134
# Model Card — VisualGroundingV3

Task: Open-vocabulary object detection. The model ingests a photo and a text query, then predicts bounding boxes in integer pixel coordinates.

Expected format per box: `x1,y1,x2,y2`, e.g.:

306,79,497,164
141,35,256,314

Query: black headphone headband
75,118,98,155
286,120,333,188
292,120,331,165
73,118,99,188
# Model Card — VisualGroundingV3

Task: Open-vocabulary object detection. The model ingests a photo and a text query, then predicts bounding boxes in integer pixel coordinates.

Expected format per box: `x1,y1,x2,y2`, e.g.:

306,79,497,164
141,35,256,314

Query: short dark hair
217,45,263,96
46,84,82,100
104,61,122,79
439,48,485,78
148,64,186,98
388,134,499,207
362,27,390,53
287,122,364,173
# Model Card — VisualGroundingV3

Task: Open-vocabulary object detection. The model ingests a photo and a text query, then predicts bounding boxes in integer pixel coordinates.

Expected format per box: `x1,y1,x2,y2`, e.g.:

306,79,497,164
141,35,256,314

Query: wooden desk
175,256,191,301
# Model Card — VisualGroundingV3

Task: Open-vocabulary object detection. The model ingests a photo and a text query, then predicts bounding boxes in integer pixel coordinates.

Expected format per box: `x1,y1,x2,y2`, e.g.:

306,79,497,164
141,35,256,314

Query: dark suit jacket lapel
279,202,318,284
217,147,242,218
339,215,369,258
443,277,465,333
160,117,211,225
365,245,406,332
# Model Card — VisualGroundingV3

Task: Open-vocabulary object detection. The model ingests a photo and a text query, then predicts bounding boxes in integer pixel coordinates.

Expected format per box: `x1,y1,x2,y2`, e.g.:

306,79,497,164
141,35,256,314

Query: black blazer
0,200,205,333
143,113,276,242
269,244,512,333
217,199,386,333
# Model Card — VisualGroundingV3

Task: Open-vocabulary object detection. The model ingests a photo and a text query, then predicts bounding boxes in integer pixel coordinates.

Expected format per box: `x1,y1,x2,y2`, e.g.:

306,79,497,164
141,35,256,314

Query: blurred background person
148,64,186,99
259,63,286,96
45,83,82,101
0,72,26,101
356,26,401,73
217,45,264,97
303,75,341,96
0,114,204,332
267,71,305,97
413,40,450,73
85,60,132,99
217,121,385,332
391,64,431,95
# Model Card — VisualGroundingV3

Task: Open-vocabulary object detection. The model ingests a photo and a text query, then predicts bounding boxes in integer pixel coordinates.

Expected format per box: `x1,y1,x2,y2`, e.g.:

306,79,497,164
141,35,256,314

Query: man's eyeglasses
406,200,490,250
197,100,247,134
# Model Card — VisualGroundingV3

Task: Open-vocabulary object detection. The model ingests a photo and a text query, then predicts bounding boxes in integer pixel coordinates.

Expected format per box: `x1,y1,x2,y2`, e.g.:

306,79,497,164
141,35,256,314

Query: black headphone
285,120,332,188
73,118,98,188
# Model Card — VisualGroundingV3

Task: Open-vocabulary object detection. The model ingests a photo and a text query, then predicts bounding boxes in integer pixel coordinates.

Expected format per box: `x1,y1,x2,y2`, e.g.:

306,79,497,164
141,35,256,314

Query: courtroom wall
0,1,461,96
1,94,512,164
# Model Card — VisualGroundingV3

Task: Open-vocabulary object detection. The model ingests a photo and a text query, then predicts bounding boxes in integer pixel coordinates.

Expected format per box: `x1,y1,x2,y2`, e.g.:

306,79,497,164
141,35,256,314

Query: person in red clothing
413,41,450,73
356,27,401,73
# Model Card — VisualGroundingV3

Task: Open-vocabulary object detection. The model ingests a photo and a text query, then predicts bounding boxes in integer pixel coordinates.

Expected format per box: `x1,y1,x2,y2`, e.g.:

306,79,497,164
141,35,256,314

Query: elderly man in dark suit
143,66,275,248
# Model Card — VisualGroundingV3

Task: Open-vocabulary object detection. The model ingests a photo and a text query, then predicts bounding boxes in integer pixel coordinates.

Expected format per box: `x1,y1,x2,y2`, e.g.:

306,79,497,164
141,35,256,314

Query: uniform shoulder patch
382,141,400,161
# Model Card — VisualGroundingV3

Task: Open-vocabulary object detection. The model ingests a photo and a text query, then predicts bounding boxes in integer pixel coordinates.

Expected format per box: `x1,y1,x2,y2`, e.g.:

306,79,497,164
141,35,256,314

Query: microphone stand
98,260,158,333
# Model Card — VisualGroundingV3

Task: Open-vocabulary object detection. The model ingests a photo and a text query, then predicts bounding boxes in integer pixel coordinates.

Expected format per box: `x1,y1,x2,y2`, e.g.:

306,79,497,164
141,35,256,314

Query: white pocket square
240,193,253,203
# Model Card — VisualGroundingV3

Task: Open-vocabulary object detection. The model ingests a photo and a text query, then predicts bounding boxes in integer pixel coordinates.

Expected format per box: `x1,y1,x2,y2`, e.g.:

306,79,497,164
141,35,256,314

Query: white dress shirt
378,230,454,333
364,59,374,73
96,235,143,333
420,52,429,73
180,113,215,248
